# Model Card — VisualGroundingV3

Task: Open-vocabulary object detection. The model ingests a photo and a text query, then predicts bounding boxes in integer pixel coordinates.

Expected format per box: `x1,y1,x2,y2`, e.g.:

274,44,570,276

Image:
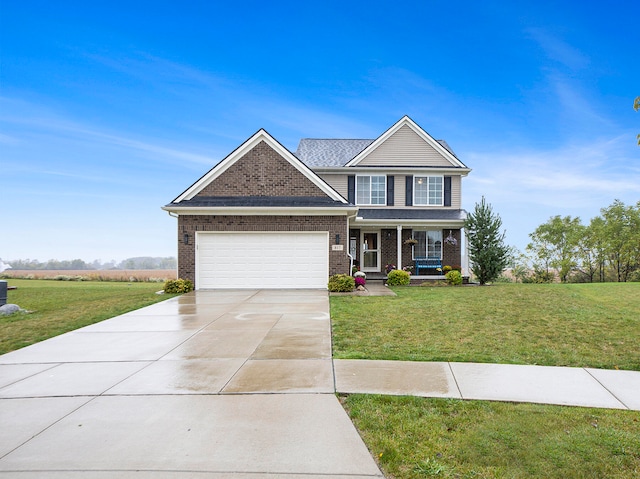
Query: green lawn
344,395,640,479
331,283,640,371
0,279,176,354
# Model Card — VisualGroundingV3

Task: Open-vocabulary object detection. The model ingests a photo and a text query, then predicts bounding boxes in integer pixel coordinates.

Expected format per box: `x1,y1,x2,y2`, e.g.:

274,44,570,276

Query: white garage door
196,232,329,289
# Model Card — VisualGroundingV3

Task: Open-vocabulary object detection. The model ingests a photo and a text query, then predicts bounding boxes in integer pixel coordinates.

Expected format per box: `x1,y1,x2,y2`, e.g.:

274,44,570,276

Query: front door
361,231,380,272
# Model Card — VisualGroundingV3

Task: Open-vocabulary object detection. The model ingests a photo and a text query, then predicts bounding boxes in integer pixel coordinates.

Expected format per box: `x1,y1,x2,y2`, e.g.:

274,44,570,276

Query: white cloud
0,97,218,167
462,134,640,250
526,28,590,71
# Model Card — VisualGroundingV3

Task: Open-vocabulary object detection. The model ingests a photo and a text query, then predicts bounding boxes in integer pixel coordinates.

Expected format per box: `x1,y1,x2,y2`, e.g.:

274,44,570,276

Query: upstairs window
356,175,386,205
414,176,443,206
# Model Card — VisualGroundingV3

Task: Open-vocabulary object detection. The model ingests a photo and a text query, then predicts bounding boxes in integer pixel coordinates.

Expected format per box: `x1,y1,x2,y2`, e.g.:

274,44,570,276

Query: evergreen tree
464,197,509,285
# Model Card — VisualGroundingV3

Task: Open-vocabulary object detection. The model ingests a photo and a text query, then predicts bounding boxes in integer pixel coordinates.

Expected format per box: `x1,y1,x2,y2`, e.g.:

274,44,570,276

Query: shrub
523,269,555,284
443,265,453,274
328,274,355,292
445,270,463,285
386,269,410,286
164,278,194,294
628,270,640,282
52,275,85,281
495,274,513,283
354,276,366,287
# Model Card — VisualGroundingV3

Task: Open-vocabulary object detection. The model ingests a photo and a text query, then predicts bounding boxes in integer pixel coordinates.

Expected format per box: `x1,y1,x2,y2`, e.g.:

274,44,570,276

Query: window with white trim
356,175,386,205
412,230,442,259
414,176,443,206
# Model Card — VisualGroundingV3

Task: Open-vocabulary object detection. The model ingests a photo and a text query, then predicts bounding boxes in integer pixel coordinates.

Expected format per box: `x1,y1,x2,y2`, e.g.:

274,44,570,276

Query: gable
197,141,327,198
346,116,467,168
172,129,347,204
356,124,453,167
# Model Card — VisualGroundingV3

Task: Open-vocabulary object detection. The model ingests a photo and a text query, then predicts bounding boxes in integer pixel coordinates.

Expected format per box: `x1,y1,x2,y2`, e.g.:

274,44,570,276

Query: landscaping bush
163,278,194,294
445,269,462,286
386,269,410,286
354,276,366,288
328,274,355,292
523,269,555,284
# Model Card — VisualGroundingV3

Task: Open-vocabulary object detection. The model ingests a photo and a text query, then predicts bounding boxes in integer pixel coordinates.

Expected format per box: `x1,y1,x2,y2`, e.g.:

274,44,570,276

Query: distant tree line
517,200,640,283
5,257,177,271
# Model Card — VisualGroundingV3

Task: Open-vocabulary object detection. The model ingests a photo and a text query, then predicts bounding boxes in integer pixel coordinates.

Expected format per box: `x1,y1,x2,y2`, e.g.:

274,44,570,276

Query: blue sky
1,1,639,263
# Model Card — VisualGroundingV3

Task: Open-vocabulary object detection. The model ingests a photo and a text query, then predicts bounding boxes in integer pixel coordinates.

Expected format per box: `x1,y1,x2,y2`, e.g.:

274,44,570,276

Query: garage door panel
196,233,329,289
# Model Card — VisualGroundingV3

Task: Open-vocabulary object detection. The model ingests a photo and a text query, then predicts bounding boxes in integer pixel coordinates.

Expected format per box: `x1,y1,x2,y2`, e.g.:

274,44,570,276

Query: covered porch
347,209,468,279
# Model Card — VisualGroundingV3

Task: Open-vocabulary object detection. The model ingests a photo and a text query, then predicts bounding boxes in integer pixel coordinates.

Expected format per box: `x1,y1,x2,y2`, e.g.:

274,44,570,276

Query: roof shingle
295,138,458,167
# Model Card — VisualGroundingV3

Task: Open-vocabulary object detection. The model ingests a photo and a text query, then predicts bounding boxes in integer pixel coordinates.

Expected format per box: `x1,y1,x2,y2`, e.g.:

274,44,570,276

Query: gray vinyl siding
396,175,406,207
450,175,461,208
357,125,454,167
317,173,349,198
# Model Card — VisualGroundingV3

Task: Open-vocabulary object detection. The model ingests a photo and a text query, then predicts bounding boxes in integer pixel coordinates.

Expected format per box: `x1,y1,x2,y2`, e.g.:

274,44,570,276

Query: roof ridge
298,138,374,141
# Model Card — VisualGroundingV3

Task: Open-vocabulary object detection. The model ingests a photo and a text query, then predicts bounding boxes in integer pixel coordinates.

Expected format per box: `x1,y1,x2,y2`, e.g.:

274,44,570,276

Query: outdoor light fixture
335,234,340,244
183,232,189,245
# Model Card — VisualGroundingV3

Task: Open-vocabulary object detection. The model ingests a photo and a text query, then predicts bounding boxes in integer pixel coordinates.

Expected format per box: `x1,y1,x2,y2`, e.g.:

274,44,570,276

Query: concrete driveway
0,290,384,478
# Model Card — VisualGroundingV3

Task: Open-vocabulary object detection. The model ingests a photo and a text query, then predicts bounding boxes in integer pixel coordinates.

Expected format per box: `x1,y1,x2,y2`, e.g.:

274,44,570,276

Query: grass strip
343,394,640,479
0,279,177,354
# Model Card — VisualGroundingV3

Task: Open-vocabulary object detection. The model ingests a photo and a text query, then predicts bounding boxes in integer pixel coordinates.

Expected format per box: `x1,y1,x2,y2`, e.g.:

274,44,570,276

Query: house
163,116,471,289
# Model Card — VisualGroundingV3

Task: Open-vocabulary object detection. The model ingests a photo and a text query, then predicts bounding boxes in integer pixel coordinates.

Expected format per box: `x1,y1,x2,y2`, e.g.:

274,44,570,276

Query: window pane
357,175,385,205
428,177,443,205
427,230,442,258
356,176,370,205
371,176,386,205
414,177,428,205
413,231,427,259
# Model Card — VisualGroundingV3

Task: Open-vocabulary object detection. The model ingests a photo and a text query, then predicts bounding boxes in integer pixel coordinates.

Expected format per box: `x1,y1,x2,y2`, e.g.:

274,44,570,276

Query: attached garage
196,232,329,289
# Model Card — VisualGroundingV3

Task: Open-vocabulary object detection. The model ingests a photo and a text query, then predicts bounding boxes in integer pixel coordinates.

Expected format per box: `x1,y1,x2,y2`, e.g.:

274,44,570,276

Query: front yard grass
331,282,640,371
344,395,640,479
0,279,176,354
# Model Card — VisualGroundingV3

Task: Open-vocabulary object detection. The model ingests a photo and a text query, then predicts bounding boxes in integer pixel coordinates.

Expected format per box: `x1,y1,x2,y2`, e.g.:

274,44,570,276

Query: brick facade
442,229,462,269
198,141,326,198
178,215,349,285
380,228,397,271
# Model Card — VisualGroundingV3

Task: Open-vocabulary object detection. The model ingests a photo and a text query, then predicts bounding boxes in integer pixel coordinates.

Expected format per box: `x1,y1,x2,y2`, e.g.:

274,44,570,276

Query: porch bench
415,257,442,275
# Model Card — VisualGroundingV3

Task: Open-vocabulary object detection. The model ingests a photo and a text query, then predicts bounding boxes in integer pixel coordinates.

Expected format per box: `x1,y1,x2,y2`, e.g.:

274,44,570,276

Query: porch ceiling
352,208,466,227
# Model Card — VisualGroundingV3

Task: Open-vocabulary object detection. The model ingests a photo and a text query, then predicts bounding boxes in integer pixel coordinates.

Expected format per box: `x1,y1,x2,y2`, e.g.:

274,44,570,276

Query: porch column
462,226,470,277
396,225,403,271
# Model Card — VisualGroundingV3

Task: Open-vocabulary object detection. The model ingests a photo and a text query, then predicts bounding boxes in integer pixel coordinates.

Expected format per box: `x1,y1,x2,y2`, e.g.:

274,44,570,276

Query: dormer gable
345,116,467,168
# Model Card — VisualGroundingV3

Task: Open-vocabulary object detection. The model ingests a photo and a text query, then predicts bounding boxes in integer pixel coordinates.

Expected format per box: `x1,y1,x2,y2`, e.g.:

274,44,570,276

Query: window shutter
347,175,355,204
444,176,452,207
405,176,413,206
387,176,394,206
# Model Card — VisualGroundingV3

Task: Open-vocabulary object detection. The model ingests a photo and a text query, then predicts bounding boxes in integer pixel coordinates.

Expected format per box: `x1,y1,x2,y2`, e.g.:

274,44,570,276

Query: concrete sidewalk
334,360,640,410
